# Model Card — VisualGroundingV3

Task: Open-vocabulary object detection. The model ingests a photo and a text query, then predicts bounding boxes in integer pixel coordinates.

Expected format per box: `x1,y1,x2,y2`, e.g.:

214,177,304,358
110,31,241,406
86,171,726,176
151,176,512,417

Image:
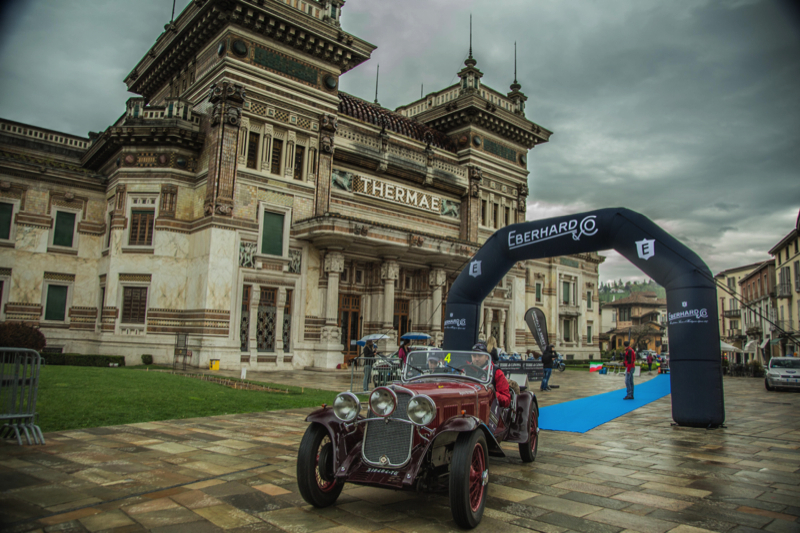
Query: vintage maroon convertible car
297,349,540,529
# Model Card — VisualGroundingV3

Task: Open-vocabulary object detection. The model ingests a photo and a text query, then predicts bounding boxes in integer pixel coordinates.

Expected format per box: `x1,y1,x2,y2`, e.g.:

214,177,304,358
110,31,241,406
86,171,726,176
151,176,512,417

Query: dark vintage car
297,349,540,529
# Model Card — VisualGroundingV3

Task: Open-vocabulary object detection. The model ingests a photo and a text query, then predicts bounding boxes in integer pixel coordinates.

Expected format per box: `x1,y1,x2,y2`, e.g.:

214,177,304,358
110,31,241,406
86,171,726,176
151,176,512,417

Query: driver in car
466,341,511,408
427,353,442,373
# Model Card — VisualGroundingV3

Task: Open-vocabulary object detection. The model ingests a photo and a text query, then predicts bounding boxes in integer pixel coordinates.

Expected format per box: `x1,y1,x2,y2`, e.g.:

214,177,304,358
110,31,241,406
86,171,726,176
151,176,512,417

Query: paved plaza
1,370,799,533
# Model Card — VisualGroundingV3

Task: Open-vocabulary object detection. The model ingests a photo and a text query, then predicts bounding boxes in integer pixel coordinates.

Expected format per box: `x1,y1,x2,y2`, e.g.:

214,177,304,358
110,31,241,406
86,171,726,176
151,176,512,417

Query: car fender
431,415,505,456
505,391,537,443
305,407,364,469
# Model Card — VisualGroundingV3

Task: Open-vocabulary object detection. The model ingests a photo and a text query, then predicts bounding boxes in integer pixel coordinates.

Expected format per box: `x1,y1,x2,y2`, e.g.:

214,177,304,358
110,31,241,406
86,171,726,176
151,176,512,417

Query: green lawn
35,366,337,433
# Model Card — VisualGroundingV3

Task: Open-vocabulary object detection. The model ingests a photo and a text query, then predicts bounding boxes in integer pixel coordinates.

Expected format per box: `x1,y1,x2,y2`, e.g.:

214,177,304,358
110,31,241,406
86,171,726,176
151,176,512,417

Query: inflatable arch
443,208,724,427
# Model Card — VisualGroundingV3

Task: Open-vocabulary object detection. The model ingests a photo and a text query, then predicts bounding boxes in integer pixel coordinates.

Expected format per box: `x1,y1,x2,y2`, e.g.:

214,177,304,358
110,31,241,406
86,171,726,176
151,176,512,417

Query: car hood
395,380,485,401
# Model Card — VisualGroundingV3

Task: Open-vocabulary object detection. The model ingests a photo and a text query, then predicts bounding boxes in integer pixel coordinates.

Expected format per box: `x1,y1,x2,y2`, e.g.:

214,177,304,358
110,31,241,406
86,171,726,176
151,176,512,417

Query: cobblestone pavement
1,370,798,533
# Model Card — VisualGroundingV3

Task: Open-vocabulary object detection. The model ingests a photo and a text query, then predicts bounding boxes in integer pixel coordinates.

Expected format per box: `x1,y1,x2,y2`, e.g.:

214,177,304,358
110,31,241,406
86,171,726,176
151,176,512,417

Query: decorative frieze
253,45,319,86
119,273,152,283
4,302,42,322
240,241,257,268
288,249,302,274
44,272,76,282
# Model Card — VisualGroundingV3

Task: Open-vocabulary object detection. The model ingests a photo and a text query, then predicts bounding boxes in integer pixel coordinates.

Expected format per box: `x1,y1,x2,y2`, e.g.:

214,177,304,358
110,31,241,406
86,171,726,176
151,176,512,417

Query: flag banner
524,307,549,354
590,363,603,372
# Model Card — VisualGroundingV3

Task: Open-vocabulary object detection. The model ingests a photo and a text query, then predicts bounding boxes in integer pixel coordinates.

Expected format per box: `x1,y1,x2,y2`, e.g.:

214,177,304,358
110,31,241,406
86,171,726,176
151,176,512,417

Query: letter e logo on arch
636,238,655,260
469,260,482,277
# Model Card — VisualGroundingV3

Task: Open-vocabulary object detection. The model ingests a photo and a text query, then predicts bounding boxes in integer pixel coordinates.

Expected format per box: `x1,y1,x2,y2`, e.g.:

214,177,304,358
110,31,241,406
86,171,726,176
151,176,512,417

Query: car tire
450,430,488,529
765,379,774,392
519,402,539,463
297,423,344,508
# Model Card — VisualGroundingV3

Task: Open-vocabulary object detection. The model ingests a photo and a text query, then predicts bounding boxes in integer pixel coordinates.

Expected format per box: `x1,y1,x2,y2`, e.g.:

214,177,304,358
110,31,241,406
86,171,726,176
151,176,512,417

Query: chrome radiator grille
362,392,413,467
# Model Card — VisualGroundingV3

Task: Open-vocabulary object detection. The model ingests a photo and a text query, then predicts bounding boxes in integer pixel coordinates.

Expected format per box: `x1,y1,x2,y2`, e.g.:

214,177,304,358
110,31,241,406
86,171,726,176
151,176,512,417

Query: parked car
765,357,800,391
297,349,540,529
371,352,401,387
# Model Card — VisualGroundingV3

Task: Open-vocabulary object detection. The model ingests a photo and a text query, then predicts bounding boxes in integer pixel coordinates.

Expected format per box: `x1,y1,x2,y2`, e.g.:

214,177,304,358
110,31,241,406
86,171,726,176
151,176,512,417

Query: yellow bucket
209,359,220,371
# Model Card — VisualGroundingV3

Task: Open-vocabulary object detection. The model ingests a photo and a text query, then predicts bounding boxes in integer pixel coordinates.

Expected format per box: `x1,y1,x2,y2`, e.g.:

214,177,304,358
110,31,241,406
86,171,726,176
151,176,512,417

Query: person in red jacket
469,341,511,408
623,341,636,400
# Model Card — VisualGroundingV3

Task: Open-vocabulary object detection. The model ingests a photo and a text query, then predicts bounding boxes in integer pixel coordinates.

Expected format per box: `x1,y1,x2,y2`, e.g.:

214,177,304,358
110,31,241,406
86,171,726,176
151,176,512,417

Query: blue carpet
538,374,671,433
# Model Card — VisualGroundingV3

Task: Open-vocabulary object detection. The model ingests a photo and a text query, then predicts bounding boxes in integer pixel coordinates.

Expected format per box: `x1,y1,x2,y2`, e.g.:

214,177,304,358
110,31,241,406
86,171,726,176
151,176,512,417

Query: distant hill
599,279,666,303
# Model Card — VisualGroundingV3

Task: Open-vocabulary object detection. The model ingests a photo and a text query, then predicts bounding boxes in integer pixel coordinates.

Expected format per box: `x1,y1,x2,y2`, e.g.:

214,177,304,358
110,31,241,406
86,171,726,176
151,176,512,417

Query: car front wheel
765,379,774,392
450,430,488,529
297,423,344,507
519,402,539,463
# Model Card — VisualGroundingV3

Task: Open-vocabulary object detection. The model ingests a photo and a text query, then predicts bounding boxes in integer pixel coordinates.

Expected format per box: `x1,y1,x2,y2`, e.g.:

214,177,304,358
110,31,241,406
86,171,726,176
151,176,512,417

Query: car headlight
333,392,361,422
407,395,436,426
369,387,397,417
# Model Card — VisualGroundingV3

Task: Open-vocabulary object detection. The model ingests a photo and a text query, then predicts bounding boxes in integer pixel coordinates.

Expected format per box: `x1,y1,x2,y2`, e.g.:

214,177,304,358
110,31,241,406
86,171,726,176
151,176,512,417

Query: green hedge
43,353,126,367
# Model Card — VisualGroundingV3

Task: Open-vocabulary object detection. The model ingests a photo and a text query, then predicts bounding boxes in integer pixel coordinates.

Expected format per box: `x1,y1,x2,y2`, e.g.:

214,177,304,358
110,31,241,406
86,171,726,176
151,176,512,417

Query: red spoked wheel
519,402,539,463
297,423,344,507
450,430,488,529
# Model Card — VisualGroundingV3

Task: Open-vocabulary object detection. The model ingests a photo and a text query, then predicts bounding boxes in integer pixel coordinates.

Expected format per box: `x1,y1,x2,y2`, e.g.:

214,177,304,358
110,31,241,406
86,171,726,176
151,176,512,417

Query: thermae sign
443,208,726,428
507,215,598,250
358,176,441,213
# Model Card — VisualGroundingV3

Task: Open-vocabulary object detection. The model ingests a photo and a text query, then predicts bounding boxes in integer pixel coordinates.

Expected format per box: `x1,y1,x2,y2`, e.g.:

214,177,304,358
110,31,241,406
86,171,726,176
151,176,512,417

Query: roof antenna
514,41,517,84
421,83,423,98
469,14,473,59
374,64,380,106
171,0,176,23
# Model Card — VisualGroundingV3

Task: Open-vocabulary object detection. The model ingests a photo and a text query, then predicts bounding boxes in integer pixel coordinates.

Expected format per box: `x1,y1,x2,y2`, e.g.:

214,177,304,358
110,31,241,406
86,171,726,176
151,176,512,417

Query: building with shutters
0,0,603,369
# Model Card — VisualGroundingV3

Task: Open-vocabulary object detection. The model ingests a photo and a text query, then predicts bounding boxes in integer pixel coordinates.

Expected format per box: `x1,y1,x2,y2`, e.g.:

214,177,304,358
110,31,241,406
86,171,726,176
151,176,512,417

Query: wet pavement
1,369,798,533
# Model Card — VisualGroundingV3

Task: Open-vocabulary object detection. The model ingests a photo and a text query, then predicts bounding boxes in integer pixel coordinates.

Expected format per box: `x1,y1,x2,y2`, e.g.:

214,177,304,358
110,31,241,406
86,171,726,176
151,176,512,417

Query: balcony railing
771,320,798,334
722,309,740,318
745,322,762,334
776,283,793,299
726,328,742,338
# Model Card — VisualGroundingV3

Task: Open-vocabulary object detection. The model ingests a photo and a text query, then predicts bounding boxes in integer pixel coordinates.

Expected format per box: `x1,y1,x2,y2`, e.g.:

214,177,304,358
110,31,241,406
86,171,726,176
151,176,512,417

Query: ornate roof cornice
126,0,375,101
81,120,205,172
423,94,551,149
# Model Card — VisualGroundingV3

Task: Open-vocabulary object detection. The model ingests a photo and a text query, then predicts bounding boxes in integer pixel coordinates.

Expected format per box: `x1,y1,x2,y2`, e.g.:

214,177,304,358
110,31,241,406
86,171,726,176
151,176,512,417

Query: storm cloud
1,0,797,282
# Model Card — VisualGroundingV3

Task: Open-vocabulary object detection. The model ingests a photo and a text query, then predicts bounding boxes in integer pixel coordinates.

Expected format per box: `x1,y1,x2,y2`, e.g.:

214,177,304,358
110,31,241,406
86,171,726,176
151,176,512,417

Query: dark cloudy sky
1,0,798,284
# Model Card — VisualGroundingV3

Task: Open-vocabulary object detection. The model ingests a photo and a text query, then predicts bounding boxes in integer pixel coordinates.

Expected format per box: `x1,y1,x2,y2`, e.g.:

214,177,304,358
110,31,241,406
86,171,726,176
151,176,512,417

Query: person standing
487,336,500,363
398,338,410,366
540,345,554,392
646,352,653,372
362,340,375,391
623,341,636,399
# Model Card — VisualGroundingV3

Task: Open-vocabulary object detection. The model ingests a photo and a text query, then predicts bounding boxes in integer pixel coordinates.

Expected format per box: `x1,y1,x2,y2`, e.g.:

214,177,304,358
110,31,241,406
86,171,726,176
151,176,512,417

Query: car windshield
403,349,493,383
769,358,800,369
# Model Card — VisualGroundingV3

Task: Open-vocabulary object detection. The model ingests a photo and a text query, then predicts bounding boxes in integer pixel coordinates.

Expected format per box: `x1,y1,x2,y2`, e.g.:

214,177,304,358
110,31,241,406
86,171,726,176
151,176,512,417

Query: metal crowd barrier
349,354,401,394
0,348,45,445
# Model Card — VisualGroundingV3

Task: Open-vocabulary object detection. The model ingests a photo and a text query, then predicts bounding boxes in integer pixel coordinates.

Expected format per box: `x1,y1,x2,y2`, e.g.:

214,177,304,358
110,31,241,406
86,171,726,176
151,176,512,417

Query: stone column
317,251,345,368
275,288,286,355
204,81,246,217
381,260,399,329
499,309,507,352
484,307,493,340
249,285,261,358
314,115,337,216
429,268,446,346
324,251,344,326
461,166,483,242
380,260,399,350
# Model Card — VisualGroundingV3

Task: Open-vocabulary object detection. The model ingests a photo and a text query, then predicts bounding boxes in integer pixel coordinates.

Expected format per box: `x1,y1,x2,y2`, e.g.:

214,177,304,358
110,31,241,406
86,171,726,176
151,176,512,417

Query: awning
744,340,757,352
771,339,781,345
720,340,742,353
760,338,770,349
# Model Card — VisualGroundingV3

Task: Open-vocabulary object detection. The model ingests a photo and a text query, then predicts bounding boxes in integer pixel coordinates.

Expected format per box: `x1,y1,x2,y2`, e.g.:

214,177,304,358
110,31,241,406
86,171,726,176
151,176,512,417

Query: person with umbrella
362,339,375,391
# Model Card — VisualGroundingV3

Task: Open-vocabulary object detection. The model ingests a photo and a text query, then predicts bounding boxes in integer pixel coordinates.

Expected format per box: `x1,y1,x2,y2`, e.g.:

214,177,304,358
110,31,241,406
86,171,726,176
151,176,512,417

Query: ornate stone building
0,0,603,368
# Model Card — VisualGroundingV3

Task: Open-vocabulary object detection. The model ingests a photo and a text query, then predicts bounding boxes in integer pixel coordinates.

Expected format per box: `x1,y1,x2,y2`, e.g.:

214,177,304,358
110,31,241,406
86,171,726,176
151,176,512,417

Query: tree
627,323,663,351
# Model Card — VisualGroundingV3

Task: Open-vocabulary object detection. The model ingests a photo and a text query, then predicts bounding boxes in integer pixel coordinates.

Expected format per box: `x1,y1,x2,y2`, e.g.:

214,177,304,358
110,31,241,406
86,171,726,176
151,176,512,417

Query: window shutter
45,285,68,321
53,211,76,247
261,211,284,256
0,202,12,240
122,287,148,323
